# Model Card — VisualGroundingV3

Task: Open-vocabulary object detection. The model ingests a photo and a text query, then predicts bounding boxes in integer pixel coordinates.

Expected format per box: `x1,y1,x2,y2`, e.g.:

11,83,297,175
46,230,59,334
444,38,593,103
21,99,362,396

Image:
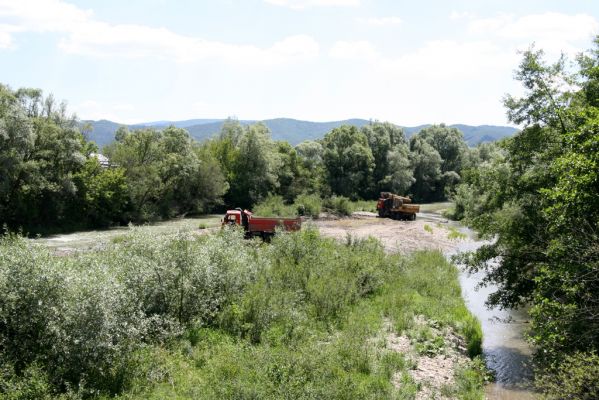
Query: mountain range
81,118,518,148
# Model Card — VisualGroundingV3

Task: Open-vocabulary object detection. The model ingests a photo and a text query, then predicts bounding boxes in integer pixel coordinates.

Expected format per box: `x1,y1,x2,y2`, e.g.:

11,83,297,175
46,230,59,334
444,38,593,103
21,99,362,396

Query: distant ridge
81,118,518,148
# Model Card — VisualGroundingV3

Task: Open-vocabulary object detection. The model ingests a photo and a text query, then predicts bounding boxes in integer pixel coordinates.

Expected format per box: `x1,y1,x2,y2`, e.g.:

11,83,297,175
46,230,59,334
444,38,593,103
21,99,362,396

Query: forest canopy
0,84,474,232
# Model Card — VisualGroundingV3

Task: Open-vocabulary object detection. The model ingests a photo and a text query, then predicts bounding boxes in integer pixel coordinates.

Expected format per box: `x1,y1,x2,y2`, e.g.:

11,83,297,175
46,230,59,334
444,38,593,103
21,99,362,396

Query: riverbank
11,223,486,399
115,237,485,400
313,211,537,399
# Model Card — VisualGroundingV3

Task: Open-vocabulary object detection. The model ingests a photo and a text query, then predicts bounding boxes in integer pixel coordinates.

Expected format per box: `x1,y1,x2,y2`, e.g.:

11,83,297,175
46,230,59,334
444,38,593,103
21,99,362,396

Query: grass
114,235,484,400
423,224,433,234
5,226,484,399
447,226,467,240
350,200,378,213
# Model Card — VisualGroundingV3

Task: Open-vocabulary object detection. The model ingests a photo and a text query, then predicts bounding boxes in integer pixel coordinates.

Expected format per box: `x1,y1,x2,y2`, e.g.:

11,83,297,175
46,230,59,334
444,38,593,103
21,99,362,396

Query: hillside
82,118,518,148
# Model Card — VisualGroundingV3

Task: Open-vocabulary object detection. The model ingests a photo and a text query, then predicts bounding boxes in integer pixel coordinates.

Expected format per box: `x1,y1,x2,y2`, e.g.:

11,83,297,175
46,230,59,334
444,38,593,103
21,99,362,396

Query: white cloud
468,12,599,56
264,0,359,9
330,39,517,79
356,16,402,26
0,27,13,48
0,0,319,65
330,40,378,59
449,11,476,21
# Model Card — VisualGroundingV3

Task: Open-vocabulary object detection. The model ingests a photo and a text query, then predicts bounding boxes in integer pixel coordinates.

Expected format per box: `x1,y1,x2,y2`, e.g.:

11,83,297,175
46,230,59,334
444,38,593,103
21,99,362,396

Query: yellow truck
376,192,420,221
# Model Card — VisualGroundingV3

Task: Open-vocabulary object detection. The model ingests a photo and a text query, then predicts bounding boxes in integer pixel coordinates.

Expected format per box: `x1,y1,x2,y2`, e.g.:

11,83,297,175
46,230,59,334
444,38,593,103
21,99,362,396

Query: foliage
537,351,599,400
0,84,87,231
104,126,228,221
453,38,599,395
409,136,442,202
0,85,229,232
73,158,129,227
224,122,280,208
323,195,352,216
252,195,297,217
294,193,322,217
409,124,468,202
0,228,484,399
361,122,413,197
322,125,374,199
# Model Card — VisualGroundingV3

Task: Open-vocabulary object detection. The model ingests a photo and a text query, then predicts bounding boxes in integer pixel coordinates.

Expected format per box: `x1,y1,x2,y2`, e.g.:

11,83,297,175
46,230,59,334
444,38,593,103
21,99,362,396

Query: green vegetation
1,82,476,233
0,229,483,399
452,38,599,397
446,226,467,240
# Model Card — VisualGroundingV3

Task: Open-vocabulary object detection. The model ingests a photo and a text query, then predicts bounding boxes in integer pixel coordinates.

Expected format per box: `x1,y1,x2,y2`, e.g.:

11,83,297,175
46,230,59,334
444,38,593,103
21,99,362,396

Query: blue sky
1,0,598,125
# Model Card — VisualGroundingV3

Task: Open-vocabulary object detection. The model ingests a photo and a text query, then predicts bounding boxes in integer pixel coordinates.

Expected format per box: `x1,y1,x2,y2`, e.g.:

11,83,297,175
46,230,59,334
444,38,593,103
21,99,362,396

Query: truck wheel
410,213,416,221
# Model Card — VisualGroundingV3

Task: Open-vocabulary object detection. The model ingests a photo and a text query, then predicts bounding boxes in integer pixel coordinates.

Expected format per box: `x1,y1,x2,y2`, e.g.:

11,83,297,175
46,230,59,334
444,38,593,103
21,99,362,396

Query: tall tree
362,122,410,196
322,125,374,199
456,40,599,398
227,123,280,208
408,136,442,201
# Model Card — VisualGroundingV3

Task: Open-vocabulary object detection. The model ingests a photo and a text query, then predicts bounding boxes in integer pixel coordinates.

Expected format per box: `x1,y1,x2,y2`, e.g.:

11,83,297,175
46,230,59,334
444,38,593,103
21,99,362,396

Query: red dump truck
376,192,420,220
222,208,301,239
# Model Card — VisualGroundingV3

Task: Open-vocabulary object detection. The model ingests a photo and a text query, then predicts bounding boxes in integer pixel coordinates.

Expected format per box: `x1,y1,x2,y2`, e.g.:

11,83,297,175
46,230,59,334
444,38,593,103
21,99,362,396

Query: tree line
452,39,599,398
1,84,480,232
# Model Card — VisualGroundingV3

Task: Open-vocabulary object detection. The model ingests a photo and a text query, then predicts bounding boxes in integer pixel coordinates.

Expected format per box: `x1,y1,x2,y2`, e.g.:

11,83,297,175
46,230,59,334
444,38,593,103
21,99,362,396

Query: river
455,236,536,400
421,211,537,399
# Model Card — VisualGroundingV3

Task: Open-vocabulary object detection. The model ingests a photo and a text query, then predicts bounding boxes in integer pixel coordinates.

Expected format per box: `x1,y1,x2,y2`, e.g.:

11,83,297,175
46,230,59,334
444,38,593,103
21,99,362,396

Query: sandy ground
311,211,467,254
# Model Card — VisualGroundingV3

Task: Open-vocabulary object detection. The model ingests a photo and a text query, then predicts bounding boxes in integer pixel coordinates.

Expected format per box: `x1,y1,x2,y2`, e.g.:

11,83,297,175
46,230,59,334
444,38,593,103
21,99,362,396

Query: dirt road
312,211,468,254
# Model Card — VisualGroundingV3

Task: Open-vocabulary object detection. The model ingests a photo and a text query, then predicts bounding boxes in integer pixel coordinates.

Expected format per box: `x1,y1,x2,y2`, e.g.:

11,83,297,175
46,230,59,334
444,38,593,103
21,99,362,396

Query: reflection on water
420,212,537,399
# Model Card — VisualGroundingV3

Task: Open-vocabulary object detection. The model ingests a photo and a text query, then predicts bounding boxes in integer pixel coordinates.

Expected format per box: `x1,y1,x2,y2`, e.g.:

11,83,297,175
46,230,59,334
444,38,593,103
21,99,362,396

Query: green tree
322,125,374,199
0,85,86,230
227,123,280,208
361,122,407,196
408,136,442,201
456,40,599,397
73,158,129,227
104,128,163,219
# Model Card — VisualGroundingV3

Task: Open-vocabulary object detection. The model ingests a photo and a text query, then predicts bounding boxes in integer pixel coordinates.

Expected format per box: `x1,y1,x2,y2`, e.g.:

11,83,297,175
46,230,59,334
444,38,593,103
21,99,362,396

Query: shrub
294,193,322,217
323,195,352,216
0,228,259,397
537,351,599,400
0,233,148,396
253,195,297,217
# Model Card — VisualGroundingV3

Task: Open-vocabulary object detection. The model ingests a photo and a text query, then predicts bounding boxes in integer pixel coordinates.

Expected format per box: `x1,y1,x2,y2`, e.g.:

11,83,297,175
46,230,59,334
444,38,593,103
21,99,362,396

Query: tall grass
0,229,483,399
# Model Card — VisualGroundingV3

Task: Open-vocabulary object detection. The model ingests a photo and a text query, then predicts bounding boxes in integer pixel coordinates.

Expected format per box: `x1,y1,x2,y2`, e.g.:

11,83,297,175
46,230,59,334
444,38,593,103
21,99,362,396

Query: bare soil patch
312,212,468,254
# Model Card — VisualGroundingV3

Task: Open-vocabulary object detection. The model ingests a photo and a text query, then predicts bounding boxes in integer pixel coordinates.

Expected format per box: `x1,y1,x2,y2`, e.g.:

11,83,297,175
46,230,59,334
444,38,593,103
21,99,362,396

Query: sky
1,0,598,126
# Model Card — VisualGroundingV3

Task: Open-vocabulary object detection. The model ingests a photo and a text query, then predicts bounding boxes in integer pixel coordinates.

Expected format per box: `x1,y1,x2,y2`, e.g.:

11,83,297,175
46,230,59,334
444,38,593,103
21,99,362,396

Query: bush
323,195,352,216
219,229,389,343
294,193,322,217
0,228,484,399
537,351,599,400
253,195,297,217
0,228,259,397
0,233,147,396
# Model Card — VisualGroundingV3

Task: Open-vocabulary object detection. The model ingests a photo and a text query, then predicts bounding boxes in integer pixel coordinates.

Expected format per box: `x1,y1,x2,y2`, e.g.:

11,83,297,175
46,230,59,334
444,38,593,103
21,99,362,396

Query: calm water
421,212,537,399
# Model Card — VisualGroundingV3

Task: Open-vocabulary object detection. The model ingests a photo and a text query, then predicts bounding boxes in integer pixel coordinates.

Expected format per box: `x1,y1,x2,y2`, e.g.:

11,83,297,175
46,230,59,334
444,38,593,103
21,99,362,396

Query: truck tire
410,213,416,221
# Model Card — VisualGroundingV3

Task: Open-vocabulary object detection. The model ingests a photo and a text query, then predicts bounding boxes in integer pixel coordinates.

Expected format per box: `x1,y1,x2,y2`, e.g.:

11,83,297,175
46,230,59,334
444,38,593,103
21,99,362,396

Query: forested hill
82,118,517,148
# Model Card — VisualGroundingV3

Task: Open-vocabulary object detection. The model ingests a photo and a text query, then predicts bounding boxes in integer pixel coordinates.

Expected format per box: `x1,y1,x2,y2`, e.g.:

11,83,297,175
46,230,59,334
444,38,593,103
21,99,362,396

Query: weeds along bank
0,228,484,399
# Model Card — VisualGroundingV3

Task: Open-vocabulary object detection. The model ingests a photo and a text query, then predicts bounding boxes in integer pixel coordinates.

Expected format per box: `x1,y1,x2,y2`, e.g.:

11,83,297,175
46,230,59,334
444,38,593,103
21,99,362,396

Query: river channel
421,212,537,399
